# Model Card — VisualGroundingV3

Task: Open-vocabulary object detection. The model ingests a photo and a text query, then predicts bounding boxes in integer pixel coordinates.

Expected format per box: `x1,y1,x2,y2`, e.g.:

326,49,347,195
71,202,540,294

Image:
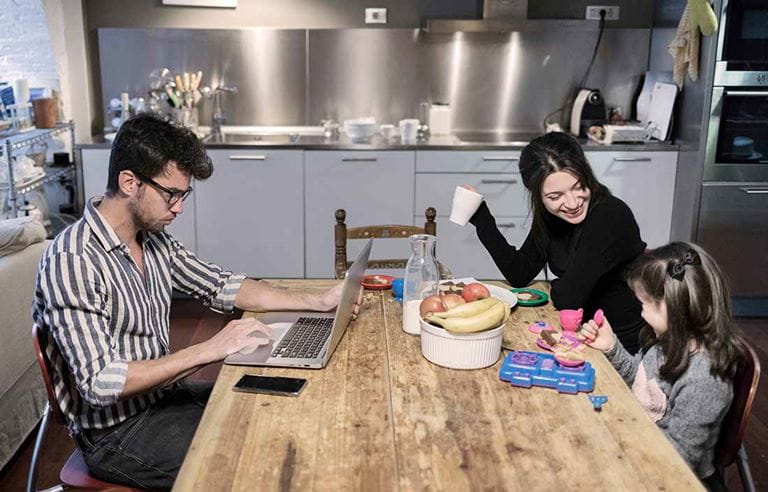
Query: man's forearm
234,278,330,312
121,344,212,399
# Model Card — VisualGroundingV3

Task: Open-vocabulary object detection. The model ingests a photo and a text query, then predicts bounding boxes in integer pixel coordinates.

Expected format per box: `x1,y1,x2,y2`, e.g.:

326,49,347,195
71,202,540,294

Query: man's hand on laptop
202,317,273,362
316,283,363,317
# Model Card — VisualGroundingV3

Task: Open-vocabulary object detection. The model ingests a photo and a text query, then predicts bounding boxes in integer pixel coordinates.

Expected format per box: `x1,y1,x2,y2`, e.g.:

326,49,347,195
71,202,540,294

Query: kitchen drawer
416,150,521,173
416,173,529,217
432,216,532,281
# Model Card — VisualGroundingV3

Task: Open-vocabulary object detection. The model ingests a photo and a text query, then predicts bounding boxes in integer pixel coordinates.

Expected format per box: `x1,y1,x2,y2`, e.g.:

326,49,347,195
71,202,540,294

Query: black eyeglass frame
131,171,193,206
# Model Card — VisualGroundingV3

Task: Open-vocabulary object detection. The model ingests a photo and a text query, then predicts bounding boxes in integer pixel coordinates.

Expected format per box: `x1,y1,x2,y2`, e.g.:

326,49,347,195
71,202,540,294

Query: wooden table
175,280,703,491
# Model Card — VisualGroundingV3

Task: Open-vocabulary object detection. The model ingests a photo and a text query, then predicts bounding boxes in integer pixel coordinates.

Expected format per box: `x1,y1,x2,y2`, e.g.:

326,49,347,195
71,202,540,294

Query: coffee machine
570,89,606,137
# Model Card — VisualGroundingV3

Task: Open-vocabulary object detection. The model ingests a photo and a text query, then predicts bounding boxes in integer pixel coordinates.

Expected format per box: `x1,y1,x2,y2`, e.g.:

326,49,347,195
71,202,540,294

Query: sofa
0,236,48,471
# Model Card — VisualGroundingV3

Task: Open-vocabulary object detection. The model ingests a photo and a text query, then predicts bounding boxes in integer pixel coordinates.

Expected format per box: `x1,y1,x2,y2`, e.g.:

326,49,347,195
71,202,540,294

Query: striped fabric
32,198,244,433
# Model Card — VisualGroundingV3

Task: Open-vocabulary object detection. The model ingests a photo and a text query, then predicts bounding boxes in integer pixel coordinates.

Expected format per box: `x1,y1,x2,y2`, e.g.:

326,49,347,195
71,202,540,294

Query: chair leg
737,445,757,492
26,404,51,492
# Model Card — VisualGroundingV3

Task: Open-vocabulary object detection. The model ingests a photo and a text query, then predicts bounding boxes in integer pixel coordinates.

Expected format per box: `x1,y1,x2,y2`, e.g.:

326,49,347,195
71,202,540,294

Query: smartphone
233,374,308,397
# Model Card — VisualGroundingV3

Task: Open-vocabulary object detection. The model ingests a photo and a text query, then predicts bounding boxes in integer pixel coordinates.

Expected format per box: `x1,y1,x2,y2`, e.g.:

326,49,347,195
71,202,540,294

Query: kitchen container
420,318,504,369
428,103,452,135
343,118,377,141
402,234,439,335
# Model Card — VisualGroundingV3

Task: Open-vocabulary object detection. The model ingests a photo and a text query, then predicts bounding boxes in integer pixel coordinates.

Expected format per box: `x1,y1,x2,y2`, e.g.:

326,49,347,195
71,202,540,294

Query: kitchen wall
98,27,650,134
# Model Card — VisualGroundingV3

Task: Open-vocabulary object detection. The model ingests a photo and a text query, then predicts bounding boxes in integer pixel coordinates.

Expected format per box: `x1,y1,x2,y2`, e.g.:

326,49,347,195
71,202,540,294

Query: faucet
210,85,238,140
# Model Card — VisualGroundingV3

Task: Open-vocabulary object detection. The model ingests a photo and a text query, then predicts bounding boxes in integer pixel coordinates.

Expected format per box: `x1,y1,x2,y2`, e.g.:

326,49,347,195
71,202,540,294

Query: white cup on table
449,185,484,226
399,119,419,142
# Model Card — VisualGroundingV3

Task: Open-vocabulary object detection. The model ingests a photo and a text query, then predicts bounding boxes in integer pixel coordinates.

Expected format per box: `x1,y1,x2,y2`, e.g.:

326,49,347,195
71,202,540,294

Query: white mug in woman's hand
450,185,484,226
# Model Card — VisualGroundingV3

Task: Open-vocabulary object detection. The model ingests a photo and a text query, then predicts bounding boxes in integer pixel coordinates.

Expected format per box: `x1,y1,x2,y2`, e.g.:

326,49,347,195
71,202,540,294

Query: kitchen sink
202,125,324,145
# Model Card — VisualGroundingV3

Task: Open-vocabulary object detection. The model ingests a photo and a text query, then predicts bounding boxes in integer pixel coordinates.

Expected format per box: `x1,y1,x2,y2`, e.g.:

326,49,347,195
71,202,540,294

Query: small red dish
361,274,394,290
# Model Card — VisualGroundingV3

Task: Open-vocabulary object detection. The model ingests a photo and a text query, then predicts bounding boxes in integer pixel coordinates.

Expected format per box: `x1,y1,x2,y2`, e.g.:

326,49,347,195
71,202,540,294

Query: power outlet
365,8,387,24
585,5,620,21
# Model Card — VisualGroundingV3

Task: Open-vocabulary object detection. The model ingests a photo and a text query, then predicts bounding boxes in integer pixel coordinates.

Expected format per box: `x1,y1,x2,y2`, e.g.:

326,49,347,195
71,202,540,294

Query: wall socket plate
585,6,620,20
365,8,387,24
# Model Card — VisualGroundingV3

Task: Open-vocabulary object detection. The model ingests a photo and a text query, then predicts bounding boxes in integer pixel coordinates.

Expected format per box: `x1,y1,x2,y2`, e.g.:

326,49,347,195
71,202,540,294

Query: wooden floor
1,300,766,491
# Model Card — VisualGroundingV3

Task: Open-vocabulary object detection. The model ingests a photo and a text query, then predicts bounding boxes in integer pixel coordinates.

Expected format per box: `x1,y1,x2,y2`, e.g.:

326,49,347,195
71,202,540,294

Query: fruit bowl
420,316,505,370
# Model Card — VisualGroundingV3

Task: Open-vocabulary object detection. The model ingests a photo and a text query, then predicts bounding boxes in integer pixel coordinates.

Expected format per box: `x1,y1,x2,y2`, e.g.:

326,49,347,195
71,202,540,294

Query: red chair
27,325,139,492
715,344,761,492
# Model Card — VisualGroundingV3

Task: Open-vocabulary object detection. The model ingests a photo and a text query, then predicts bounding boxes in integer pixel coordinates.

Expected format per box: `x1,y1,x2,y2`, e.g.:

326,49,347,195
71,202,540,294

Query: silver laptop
224,239,372,369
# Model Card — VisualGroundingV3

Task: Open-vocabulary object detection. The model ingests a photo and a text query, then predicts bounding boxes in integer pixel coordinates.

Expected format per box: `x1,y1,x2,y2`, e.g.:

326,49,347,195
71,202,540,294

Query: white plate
485,283,518,309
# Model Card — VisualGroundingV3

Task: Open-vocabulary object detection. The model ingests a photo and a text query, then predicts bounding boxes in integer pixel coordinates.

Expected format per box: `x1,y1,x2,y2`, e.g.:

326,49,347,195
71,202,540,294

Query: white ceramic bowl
343,118,377,141
420,317,505,370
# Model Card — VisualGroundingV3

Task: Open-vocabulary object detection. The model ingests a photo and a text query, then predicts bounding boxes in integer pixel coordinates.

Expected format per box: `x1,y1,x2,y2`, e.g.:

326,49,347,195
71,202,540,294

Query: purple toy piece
511,351,538,366
535,336,553,351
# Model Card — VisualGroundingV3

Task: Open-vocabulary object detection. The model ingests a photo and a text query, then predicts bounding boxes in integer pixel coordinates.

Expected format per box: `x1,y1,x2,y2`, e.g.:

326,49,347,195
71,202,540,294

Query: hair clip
667,249,701,281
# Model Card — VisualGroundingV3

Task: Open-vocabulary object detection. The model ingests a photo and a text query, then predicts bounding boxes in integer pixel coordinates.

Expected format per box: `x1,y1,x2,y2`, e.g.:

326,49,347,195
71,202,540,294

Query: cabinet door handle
229,155,267,161
740,188,768,194
497,223,516,228
341,157,378,162
483,156,519,161
612,157,652,162
724,91,768,97
480,179,518,184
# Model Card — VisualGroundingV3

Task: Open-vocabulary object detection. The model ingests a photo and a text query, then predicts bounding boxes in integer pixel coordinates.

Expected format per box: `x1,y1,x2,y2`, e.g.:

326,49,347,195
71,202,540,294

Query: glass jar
402,234,439,335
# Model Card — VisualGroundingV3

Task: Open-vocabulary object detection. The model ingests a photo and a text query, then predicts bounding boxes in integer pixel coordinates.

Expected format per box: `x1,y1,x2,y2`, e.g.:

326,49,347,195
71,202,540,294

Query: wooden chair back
716,344,761,468
335,207,437,279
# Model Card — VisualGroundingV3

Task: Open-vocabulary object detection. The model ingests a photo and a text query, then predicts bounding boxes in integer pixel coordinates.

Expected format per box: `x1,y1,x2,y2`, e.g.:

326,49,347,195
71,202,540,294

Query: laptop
224,239,372,369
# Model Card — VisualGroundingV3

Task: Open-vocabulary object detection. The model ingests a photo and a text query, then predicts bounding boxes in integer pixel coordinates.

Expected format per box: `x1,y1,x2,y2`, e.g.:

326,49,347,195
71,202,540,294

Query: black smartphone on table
233,374,308,397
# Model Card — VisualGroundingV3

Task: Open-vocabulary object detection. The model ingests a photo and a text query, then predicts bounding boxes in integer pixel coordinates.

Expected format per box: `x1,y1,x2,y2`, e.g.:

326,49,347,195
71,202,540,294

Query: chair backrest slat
32,325,66,426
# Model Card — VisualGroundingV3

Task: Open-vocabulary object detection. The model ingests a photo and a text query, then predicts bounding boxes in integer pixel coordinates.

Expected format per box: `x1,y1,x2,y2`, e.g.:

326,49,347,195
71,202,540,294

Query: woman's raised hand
461,184,478,193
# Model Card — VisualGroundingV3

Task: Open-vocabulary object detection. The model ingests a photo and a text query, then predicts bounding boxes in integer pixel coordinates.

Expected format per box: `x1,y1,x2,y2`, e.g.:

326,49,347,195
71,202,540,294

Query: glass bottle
402,234,439,335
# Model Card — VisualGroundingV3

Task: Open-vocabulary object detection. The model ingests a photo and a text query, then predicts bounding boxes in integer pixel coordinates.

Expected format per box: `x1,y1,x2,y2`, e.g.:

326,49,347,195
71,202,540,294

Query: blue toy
499,350,595,394
589,395,608,411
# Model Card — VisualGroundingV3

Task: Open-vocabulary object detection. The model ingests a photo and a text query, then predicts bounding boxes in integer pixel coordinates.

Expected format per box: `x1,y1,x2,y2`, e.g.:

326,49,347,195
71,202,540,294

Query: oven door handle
724,91,768,97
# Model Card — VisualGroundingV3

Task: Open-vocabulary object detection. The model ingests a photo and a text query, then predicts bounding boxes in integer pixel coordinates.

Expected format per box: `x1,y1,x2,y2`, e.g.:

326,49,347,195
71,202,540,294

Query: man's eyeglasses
132,171,193,206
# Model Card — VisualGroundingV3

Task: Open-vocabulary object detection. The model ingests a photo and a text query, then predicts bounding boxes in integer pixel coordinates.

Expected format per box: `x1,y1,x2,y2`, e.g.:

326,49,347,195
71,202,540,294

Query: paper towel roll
14,79,29,104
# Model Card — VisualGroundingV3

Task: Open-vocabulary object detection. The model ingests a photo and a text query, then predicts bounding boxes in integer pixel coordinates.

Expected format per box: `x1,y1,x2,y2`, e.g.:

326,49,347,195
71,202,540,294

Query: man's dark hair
106,113,213,195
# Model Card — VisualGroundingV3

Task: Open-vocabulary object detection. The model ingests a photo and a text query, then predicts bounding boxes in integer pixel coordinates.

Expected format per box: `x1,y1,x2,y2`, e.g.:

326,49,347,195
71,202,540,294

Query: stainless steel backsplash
98,27,649,133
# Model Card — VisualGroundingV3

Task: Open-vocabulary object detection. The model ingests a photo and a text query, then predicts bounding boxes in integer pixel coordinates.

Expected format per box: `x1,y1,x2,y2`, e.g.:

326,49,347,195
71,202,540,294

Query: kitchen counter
76,131,682,152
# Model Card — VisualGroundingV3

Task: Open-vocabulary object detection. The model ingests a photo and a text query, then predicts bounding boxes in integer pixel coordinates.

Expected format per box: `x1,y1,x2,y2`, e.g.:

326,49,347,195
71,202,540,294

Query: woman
467,132,646,353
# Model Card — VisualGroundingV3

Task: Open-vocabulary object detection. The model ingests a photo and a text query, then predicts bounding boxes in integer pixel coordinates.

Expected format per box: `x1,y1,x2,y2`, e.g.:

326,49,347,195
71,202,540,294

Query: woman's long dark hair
627,242,747,382
519,132,611,254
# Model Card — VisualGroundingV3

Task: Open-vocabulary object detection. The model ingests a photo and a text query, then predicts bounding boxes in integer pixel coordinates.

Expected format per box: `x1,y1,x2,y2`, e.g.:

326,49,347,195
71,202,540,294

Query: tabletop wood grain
175,280,703,491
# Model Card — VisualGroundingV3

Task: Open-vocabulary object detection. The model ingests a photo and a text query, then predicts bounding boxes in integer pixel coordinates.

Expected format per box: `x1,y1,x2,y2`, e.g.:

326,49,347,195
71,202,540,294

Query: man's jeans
74,380,213,490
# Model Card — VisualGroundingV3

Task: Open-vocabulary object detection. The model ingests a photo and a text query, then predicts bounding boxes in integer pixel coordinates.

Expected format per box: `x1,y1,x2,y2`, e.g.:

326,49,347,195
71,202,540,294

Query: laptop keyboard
271,317,334,359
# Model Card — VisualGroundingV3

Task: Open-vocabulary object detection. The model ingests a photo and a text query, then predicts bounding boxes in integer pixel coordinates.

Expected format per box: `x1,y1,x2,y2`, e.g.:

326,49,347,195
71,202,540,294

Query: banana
431,297,499,319
501,301,511,324
427,300,507,333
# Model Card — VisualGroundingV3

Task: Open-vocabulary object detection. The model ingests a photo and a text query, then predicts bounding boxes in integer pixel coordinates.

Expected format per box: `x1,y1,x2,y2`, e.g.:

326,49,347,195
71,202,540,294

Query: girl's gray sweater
605,339,733,479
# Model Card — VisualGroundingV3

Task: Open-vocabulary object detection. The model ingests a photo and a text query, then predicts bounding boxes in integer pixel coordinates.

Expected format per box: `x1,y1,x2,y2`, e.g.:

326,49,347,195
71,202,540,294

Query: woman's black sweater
469,194,647,354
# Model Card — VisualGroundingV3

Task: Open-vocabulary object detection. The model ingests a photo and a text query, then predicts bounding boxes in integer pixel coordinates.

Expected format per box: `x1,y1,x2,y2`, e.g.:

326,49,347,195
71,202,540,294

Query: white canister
429,103,452,135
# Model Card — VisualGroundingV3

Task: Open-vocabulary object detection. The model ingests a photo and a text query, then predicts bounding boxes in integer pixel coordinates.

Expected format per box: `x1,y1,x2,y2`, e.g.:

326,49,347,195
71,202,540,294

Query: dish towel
667,0,718,89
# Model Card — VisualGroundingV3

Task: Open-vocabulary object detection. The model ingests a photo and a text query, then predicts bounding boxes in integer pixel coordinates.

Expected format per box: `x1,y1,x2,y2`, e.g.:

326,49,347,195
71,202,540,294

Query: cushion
0,216,47,258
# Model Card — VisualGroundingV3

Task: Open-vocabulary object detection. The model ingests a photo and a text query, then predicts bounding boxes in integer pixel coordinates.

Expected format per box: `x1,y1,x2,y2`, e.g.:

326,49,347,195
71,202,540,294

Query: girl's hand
461,184,478,193
577,316,616,353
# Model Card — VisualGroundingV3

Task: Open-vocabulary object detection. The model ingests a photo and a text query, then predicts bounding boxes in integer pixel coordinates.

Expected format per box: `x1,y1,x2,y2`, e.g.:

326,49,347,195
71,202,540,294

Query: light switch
365,8,387,24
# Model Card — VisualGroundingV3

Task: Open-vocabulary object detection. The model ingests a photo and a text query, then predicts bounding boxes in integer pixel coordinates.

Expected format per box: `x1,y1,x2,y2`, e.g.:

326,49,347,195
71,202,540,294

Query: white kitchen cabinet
195,149,304,277
415,173,527,217
431,216,532,280
416,150,522,173
304,151,415,278
586,151,677,248
80,148,198,252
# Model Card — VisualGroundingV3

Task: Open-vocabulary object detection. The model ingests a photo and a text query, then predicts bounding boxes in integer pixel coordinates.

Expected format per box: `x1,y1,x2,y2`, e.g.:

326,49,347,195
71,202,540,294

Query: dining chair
715,344,761,492
28,325,139,492
334,207,446,279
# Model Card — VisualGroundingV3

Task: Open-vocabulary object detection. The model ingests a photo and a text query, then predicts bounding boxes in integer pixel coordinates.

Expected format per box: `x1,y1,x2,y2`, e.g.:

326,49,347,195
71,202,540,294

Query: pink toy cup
559,308,583,332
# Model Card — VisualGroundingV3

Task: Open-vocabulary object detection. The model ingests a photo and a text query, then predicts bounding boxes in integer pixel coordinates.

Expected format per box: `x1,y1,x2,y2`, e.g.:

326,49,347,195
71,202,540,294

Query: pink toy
528,321,554,334
559,308,583,332
593,309,605,327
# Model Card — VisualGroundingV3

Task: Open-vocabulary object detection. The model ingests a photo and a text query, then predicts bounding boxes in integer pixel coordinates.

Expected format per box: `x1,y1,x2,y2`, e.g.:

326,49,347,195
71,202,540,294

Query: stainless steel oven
714,0,768,86
704,88,768,181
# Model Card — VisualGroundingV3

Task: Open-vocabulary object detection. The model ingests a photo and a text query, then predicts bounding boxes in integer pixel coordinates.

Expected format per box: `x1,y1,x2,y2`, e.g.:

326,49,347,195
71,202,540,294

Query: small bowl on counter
343,117,377,141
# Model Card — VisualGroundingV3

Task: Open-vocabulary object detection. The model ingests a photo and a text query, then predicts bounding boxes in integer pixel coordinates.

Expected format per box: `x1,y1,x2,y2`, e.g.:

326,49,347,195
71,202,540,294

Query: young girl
466,132,647,353
579,241,747,489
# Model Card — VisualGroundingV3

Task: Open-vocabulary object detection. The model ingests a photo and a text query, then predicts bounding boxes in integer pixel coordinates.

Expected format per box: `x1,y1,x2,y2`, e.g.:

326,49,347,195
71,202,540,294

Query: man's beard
128,197,165,233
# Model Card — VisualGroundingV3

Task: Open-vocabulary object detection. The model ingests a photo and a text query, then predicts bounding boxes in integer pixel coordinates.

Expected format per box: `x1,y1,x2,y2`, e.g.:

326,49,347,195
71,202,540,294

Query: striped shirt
32,198,244,433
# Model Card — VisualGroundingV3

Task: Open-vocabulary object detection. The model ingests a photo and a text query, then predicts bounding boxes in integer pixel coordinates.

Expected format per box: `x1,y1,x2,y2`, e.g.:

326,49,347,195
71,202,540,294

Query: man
32,113,353,489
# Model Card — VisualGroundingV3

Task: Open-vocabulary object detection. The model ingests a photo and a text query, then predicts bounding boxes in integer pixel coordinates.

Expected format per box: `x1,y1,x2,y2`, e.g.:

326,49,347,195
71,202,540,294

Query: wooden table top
175,280,703,491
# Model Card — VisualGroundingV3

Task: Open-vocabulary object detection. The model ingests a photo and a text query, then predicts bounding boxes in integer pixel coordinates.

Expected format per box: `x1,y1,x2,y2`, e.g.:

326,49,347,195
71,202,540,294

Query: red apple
462,282,490,302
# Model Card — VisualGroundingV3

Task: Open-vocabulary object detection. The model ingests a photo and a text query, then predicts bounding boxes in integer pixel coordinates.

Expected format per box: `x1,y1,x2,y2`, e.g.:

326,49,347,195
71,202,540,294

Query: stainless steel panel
308,29,648,133
98,28,307,126
697,183,768,298
714,63,768,86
